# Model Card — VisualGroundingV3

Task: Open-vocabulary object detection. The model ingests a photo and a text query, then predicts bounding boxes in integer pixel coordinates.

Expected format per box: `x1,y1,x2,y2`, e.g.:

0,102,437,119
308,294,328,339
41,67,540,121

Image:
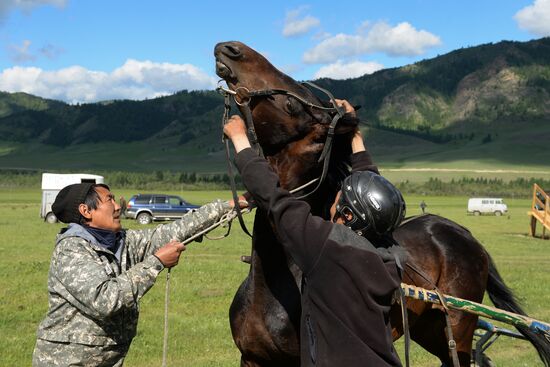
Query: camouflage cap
52,183,95,223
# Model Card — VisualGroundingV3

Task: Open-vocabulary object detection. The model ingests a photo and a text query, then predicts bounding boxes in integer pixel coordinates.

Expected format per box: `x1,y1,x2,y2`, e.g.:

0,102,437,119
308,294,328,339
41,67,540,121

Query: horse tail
486,252,550,366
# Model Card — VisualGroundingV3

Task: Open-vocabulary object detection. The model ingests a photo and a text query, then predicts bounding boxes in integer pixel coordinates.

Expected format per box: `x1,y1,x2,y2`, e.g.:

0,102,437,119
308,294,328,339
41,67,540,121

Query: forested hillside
316,37,550,136
0,90,224,146
0,37,549,172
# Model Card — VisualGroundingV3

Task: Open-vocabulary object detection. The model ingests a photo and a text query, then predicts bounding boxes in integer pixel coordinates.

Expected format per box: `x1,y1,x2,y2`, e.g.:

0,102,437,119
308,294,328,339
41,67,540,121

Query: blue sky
0,0,549,103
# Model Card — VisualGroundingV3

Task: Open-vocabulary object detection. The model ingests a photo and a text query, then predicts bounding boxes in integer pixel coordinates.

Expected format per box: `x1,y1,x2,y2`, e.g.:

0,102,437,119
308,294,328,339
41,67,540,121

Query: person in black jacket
224,99,406,367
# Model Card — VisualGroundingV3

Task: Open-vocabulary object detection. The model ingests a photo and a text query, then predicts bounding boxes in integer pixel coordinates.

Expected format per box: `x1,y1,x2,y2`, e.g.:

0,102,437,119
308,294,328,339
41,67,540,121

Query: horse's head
215,41,356,154
215,41,357,213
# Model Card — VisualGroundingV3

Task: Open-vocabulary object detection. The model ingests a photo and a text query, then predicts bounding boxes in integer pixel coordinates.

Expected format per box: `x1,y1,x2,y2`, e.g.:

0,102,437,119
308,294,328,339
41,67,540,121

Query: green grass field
0,189,549,366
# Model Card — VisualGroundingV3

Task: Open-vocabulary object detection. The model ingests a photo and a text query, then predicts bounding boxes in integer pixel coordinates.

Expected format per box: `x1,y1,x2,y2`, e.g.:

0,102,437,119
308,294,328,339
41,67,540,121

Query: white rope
162,268,171,367
289,177,320,194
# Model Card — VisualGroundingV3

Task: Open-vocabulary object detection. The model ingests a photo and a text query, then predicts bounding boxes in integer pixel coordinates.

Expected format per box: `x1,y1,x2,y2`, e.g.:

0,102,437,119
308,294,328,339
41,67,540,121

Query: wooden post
530,215,537,237
545,193,549,239
530,184,537,237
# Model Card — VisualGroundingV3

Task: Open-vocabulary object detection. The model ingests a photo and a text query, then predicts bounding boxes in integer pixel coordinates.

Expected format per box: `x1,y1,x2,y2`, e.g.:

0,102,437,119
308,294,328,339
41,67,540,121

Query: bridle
217,80,346,236
217,80,345,196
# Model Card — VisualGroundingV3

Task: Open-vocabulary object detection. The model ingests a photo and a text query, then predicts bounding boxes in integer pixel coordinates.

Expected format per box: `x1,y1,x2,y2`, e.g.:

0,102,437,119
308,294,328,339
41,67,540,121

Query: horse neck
249,209,302,289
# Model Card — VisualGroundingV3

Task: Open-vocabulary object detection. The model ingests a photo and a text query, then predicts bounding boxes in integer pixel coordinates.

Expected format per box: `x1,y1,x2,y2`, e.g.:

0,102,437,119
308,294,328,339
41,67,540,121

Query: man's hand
154,240,186,268
229,195,249,209
224,115,251,153
335,99,356,117
335,99,365,153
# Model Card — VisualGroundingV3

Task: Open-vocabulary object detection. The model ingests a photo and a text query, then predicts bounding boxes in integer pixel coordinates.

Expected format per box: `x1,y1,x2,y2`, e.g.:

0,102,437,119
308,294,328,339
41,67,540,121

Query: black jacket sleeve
350,149,379,174
235,148,333,274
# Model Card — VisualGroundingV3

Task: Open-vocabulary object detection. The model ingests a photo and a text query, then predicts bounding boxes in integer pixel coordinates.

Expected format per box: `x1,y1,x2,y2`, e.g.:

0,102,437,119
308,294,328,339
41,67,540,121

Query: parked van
467,198,508,216
41,173,105,223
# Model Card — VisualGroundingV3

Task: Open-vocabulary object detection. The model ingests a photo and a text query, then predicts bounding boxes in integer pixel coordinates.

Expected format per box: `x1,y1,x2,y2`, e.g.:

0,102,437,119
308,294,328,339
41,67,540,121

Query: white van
41,173,105,223
467,198,508,216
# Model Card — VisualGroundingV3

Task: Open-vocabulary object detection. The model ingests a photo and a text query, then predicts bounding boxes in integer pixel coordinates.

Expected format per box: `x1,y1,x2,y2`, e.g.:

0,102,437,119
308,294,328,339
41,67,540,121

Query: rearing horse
215,41,550,367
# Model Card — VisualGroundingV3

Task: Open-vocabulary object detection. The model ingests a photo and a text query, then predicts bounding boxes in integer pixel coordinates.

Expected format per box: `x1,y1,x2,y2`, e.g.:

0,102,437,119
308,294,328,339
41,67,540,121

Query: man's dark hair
79,184,111,225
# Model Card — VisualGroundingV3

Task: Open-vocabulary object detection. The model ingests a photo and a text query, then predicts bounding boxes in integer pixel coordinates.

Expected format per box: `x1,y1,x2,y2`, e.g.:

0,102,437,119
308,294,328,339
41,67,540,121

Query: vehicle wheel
471,349,496,367
137,213,152,225
474,211,481,216
45,212,58,224
494,211,502,216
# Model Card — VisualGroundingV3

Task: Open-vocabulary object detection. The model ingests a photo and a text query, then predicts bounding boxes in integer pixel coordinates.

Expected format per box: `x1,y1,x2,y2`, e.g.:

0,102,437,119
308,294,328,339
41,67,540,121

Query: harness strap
294,138,332,200
405,262,460,367
399,288,411,367
435,288,461,367
241,103,264,157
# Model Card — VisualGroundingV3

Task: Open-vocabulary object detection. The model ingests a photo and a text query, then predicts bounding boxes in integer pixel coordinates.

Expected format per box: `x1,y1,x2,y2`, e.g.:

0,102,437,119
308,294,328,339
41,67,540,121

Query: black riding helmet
335,171,406,238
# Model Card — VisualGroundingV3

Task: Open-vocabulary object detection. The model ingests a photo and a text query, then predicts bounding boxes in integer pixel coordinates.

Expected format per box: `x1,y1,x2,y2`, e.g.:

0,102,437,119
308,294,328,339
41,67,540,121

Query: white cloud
9,39,35,63
0,0,67,22
7,40,64,63
514,0,550,36
38,43,65,59
303,21,441,64
0,59,217,103
283,6,320,37
314,60,384,80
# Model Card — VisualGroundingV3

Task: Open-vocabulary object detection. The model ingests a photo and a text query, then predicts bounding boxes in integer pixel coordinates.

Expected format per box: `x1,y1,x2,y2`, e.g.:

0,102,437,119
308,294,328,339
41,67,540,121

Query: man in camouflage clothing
33,183,236,366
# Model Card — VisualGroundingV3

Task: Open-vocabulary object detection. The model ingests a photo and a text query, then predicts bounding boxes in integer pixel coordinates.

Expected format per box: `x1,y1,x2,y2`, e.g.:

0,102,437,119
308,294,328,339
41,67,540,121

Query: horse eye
285,97,301,116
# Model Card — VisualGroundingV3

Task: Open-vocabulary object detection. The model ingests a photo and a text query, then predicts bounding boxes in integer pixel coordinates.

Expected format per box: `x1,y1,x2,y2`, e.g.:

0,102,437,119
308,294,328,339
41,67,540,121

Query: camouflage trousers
32,339,130,367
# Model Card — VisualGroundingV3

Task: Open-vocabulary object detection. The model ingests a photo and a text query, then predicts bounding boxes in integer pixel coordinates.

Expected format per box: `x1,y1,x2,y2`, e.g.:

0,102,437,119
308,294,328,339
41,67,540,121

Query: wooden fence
528,183,550,238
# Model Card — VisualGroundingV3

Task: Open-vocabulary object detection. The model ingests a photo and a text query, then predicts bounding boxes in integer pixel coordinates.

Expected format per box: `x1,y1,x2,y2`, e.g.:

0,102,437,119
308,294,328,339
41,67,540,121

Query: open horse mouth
214,42,243,80
215,60,232,79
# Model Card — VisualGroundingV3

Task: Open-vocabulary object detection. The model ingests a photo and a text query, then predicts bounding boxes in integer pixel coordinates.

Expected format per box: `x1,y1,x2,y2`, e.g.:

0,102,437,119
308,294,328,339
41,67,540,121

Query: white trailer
41,173,105,223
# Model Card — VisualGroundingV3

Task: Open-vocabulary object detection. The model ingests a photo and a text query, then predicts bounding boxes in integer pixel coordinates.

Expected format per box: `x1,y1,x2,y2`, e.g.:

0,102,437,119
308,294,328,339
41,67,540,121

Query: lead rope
162,268,171,367
160,209,247,366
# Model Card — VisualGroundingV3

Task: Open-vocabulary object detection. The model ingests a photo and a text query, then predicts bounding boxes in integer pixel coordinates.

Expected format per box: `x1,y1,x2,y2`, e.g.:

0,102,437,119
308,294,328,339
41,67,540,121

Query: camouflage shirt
36,199,231,346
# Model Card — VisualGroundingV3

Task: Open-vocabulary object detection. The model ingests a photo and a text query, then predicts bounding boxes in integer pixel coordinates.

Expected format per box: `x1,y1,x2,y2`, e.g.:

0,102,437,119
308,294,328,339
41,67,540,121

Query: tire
494,211,502,216
474,211,481,216
471,349,496,367
137,212,152,225
45,212,58,224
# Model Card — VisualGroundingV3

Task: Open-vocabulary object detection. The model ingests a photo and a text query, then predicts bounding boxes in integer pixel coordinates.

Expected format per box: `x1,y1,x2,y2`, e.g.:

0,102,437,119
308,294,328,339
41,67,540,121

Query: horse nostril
223,44,242,59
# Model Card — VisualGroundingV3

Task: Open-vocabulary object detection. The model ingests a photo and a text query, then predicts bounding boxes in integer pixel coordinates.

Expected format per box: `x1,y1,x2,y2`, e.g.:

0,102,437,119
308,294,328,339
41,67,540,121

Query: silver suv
126,194,200,224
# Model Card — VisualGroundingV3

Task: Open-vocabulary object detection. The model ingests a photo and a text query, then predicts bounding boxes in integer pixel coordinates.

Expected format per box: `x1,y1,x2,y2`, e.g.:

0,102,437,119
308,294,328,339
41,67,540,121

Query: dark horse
215,41,550,367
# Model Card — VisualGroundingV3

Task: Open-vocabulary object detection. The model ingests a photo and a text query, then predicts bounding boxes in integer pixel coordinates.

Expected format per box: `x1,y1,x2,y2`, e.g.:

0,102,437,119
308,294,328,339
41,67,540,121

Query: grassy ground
0,189,548,366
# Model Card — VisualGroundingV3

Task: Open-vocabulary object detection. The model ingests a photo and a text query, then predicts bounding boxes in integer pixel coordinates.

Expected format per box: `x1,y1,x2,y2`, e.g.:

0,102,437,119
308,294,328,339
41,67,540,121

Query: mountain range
0,37,549,172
